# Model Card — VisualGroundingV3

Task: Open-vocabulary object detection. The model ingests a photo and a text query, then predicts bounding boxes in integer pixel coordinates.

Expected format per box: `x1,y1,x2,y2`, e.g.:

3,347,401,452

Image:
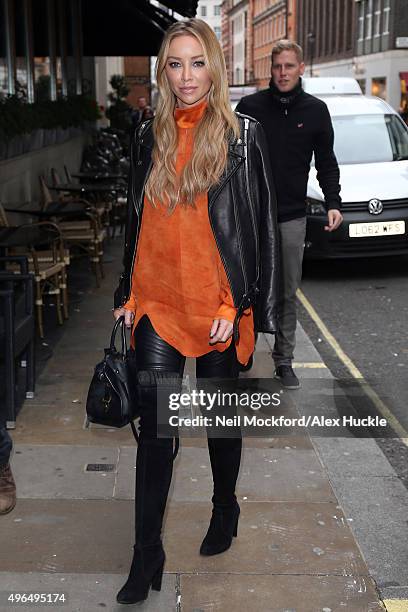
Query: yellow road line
383,600,408,612
297,288,408,446
292,362,328,368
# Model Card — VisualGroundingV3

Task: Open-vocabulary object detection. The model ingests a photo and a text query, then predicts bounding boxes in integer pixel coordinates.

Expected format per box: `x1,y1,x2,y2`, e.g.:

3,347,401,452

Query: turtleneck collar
174,98,208,129
268,77,303,107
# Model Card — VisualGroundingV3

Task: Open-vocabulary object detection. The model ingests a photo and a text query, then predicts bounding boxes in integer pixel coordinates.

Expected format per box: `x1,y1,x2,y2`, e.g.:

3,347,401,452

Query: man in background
236,40,343,388
0,425,16,514
131,96,153,127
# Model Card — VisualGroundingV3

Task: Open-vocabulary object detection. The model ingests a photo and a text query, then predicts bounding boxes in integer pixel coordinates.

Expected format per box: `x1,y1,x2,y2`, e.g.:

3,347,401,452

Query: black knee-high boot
200,435,242,556
117,371,180,605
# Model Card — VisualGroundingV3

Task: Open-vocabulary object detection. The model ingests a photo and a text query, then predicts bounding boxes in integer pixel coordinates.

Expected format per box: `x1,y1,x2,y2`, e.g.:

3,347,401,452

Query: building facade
286,0,297,42
354,0,408,111
222,0,253,85
197,0,222,39
0,0,90,102
297,0,355,76
296,0,408,111
253,0,287,88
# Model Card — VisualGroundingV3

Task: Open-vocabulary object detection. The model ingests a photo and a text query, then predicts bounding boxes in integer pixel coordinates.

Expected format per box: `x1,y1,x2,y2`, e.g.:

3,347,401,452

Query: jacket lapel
208,149,244,209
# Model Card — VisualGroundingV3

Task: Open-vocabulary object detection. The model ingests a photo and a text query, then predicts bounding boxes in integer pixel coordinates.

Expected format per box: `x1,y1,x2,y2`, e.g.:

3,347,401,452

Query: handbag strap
129,421,179,460
110,315,128,355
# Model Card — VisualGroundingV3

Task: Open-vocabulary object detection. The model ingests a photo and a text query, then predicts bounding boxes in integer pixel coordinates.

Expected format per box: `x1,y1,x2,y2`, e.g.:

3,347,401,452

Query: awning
82,0,198,56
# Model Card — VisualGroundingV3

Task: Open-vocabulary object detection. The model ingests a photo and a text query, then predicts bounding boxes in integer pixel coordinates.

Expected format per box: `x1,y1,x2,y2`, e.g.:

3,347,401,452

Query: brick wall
124,57,151,108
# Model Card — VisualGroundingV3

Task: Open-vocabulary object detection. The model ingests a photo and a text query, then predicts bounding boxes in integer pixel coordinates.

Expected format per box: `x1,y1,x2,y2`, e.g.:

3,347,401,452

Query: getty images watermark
155,378,395,438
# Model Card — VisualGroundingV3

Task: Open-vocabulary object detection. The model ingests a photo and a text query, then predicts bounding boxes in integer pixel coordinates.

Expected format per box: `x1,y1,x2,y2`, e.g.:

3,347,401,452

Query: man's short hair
271,40,303,64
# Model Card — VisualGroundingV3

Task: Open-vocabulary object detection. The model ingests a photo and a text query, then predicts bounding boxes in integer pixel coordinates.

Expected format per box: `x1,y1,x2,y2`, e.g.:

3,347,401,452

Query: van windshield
331,114,408,164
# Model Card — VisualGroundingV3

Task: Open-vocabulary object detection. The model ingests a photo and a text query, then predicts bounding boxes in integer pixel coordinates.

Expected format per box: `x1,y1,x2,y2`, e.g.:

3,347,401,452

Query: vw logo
368,198,383,215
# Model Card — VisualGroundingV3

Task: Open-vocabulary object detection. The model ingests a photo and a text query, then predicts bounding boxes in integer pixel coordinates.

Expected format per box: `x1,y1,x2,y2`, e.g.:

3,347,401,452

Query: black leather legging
132,315,242,522
133,315,239,377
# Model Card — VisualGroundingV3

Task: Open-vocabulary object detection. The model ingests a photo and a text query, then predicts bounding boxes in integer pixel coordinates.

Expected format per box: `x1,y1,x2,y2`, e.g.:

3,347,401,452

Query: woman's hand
113,307,135,329
209,318,233,345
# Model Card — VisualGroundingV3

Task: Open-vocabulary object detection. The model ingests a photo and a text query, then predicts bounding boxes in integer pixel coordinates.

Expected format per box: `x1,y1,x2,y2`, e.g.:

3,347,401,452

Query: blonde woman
113,18,278,605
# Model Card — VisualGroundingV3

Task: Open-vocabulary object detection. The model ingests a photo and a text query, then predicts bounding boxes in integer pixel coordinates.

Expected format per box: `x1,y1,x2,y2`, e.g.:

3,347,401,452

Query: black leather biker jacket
114,113,279,339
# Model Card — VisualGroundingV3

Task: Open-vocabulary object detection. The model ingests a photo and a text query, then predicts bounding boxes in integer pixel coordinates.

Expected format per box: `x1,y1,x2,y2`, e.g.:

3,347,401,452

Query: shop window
399,72,408,124
0,0,8,96
14,0,28,98
372,76,386,99
374,0,381,37
383,0,390,34
358,1,365,40
34,57,51,100
365,0,373,39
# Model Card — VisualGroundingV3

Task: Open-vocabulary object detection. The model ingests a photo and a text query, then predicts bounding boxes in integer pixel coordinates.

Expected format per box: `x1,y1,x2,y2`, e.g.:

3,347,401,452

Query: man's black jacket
236,79,341,223
114,113,279,337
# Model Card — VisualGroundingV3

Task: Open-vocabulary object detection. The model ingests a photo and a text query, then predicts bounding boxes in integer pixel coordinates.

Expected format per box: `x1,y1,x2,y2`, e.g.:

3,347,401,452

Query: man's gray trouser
272,216,306,367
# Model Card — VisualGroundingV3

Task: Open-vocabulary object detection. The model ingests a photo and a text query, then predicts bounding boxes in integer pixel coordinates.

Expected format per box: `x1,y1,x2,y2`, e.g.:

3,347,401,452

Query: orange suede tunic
124,99,254,365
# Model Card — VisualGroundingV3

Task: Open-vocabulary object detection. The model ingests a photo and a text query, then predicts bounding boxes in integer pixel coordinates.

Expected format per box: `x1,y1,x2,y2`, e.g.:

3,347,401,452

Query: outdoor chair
0,256,35,425
37,179,106,286
42,173,108,226
4,222,66,338
64,165,73,182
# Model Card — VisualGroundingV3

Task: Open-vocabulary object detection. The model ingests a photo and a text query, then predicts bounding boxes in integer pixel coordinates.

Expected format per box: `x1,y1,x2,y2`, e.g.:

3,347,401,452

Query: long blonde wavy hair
145,18,240,211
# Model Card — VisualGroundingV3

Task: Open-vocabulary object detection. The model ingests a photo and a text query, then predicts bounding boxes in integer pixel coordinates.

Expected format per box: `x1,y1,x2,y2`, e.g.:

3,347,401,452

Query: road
298,254,408,487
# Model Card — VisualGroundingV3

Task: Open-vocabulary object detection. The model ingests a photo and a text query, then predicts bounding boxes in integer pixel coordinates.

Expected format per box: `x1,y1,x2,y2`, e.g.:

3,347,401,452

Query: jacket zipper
123,122,152,304
207,159,243,307
232,186,249,297
243,118,260,281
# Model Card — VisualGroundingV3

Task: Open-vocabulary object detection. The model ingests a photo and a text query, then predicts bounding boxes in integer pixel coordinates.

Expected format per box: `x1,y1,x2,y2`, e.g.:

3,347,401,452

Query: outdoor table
49,182,121,195
71,172,127,182
4,201,89,220
0,225,57,262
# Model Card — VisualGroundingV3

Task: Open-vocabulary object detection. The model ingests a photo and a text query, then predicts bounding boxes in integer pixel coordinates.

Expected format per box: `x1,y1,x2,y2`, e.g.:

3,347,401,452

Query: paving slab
11,446,118,499
0,500,134,573
163,501,368,575
11,409,137,446
313,437,397,477
0,499,367,577
179,573,385,611
0,572,177,612
40,350,101,376
115,446,336,503
323,475,408,588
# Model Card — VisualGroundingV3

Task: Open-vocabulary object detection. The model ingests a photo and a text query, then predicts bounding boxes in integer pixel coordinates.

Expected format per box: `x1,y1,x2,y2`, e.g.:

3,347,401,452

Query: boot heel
151,561,164,592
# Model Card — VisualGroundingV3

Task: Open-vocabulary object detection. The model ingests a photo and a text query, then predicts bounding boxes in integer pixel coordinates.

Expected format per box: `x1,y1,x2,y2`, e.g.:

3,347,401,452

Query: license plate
349,220,406,238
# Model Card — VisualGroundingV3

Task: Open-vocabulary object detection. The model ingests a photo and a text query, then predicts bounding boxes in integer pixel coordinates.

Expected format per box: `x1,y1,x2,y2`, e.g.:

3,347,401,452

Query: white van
302,77,363,96
305,91,408,258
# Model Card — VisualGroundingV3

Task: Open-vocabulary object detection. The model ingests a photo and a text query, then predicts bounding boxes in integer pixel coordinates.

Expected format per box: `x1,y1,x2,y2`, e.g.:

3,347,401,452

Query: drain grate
85,463,115,472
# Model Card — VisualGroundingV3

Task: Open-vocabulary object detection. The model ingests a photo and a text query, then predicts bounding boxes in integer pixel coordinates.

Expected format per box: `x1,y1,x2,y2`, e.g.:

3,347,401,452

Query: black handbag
86,316,139,441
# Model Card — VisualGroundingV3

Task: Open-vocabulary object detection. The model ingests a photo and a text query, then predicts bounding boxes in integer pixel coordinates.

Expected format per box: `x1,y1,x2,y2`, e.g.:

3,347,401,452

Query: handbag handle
110,315,128,355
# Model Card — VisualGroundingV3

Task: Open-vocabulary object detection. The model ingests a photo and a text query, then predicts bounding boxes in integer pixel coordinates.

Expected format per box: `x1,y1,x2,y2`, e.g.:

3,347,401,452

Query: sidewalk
1,237,405,611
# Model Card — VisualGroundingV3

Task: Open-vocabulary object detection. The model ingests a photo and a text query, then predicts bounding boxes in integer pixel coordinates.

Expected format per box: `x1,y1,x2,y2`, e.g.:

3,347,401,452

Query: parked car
305,93,408,258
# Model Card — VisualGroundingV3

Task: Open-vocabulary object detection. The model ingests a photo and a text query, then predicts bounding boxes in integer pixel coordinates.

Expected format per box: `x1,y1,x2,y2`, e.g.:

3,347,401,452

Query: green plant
0,95,101,142
105,74,132,130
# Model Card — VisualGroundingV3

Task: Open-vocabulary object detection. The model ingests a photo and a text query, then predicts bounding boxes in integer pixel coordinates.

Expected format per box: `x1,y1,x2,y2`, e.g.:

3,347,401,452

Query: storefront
312,49,408,113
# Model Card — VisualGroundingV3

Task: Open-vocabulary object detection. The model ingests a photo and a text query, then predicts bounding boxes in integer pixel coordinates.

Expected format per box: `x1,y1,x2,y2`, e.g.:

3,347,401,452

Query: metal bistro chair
5,222,66,338
39,177,106,286
49,170,111,232
0,256,35,425
0,204,70,321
